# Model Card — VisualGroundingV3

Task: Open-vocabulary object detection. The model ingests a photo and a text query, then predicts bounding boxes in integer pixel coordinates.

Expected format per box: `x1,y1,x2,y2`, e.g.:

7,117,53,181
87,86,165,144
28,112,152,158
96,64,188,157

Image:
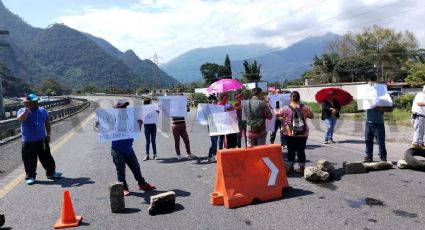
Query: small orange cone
53,189,83,229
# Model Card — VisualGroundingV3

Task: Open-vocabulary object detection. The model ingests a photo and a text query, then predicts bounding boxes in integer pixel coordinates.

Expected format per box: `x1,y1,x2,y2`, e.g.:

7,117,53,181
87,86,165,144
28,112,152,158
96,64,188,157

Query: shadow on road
132,189,191,204
117,208,141,214
35,177,95,187
337,139,365,144
283,187,314,199
306,144,322,150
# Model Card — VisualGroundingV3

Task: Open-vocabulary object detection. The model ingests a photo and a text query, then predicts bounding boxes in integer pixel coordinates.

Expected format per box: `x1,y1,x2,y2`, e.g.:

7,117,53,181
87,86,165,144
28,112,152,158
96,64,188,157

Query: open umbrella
207,78,243,94
315,87,353,106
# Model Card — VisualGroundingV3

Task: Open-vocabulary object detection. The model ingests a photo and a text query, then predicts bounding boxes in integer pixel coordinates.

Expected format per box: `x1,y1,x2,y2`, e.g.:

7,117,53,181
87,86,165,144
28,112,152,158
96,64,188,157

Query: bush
340,100,358,113
393,93,415,111
190,93,208,106
304,102,321,113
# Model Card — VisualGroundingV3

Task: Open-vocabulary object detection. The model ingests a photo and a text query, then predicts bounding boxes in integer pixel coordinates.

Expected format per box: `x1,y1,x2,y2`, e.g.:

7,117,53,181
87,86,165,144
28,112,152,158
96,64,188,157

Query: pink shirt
275,104,313,137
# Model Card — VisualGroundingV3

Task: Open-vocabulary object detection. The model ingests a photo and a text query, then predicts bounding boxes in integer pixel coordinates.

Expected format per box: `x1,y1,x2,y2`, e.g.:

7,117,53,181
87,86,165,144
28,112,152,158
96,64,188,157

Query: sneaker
380,156,387,161
329,139,336,143
177,155,183,160
143,155,150,161
139,183,156,191
47,172,62,179
363,157,373,163
323,141,329,144
207,156,216,163
153,155,159,160
299,166,305,177
26,178,35,185
123,189,130,196
187,154,197,160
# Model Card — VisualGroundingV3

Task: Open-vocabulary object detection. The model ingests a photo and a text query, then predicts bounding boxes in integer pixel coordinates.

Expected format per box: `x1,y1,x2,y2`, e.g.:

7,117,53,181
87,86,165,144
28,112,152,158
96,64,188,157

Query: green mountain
0,0,177,92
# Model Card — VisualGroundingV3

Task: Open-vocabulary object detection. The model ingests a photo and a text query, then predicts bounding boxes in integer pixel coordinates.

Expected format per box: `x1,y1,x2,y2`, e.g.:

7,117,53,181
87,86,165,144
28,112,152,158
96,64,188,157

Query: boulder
343,162,367,174
363,161,393,171
109,182,125,213
304,167,330,182
397,159,410,169
0,214,4,227
317,159,336,177
149,191,176,215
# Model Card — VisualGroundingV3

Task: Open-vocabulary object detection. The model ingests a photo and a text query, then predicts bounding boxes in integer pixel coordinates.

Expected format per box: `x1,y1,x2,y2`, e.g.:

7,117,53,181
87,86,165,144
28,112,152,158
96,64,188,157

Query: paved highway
0,96,424,229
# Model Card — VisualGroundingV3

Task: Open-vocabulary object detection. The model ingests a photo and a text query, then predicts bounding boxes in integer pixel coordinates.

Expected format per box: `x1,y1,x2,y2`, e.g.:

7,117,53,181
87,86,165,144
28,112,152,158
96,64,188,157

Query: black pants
22,139,56,179
284,135,307,166
270,120,281,144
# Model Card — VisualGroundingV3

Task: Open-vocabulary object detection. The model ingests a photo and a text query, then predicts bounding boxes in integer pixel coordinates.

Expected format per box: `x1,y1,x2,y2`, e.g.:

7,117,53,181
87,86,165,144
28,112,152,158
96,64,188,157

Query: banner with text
139,104,159,124
207,111,239,136
158,96,188,117
196,103,225,125
96,107,141,142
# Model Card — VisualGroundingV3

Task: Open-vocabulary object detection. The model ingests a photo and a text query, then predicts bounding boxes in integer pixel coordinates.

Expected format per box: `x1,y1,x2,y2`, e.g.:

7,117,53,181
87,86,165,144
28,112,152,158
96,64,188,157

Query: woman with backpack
275,91,314,176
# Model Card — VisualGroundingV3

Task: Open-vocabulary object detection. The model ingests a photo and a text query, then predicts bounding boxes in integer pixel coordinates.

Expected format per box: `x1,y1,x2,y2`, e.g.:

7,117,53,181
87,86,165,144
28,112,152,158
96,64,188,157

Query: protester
269,89,286,147
17,93,63,185
276,91,314,176
142,98,159,161
171,99,197,160
411,86,425,148
207,94,219,162
95,101,156,196
218,94,229,149
321,91,341,144
363,79,393,162
234,93,247,148
243,87,273,146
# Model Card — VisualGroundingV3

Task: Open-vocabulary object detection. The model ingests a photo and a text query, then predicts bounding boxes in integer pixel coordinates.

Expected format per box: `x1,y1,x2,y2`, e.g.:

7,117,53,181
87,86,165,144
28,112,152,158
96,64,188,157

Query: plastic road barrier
210,144,289,208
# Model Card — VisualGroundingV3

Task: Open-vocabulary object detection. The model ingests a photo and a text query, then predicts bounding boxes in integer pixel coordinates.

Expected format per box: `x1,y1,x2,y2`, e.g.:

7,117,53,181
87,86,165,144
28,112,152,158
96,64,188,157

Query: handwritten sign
196,103,225,125
207,111,239,136
96,107,141,142
158,96,187,117
139,104,159,124
266,114,276,132
356,83,393,110
269,94,290,109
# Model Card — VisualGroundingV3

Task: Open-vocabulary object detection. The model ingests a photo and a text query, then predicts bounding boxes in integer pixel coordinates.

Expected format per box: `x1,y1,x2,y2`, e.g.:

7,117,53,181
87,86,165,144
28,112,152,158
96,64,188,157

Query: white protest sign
96,107,141,142
269,94,290,109
158,96,187,117
412,92,425,115
266,115,276,132
356,83,392,110
196,103,224,125
140,104,159,124
207,111,239,136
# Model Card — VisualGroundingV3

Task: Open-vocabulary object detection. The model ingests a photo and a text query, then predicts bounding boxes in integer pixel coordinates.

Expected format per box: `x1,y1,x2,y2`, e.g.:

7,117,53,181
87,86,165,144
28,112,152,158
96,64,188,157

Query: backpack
245,100,266,132
289,104,306,136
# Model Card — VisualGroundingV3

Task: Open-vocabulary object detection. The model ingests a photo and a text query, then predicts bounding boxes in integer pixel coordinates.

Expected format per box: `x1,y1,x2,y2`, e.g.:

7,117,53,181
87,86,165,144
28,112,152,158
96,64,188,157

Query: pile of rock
304,159,336,182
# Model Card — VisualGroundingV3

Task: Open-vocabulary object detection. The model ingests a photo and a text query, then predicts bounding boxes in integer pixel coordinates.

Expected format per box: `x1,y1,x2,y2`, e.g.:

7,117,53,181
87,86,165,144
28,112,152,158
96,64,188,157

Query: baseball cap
26,93,39,102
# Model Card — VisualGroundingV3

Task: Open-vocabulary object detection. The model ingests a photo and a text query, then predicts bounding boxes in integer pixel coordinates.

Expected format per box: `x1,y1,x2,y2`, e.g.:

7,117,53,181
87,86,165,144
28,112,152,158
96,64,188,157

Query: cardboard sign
196,103,225,125
356,83,393,110
139,104,159,124
158,96,187,117
208,111,239,136
96,107,141,142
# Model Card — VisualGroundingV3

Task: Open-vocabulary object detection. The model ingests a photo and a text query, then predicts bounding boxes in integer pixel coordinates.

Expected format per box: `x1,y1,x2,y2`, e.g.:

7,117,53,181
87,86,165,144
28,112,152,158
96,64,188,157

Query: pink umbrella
207,78,243,94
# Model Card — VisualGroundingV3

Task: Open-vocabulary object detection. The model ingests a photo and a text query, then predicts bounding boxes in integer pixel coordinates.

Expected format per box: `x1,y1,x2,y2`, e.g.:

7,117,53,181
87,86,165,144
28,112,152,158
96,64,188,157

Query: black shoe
363,157,373,163
380,156,387,161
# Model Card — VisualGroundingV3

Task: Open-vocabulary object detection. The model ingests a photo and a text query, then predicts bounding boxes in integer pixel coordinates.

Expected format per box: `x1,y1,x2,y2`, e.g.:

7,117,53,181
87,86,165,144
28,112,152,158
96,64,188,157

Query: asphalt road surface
0,96,424,230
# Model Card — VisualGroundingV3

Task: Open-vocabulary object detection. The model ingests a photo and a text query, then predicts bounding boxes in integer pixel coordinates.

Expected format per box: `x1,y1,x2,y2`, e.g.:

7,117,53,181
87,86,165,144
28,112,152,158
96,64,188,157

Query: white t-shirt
412,92,425,115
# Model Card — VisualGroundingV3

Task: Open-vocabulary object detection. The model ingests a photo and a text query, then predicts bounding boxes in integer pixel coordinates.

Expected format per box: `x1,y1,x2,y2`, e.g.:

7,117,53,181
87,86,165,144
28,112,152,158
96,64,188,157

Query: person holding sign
321,91,341,144
218,95,238,149
363,79,393,162
141,98,159,161
17,93,62,185
95,101,156,196
207,95,219,162
171,98,197,161
243,87,273,146
276,91,314,176
411,86,425,148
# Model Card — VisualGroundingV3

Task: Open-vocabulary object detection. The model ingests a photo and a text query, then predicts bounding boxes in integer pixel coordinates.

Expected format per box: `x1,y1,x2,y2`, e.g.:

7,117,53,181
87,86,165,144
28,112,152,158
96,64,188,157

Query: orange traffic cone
53,189,83,229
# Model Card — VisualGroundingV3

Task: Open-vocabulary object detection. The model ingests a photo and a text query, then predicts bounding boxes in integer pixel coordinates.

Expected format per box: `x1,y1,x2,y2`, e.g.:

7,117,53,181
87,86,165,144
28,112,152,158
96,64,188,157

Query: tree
241,60,262,82
313,53,339,83
37,78,71,95
222,54,232,78
200,63,228,84
405,63,425,87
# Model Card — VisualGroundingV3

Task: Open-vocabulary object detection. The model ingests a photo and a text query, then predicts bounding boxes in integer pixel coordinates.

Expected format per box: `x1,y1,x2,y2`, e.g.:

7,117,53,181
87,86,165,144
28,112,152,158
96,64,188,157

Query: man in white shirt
411,86,425,148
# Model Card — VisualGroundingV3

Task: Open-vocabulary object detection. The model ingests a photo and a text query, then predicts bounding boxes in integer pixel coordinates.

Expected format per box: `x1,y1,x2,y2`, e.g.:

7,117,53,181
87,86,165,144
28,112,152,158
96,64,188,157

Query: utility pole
150,52,162,94
0,29,10,120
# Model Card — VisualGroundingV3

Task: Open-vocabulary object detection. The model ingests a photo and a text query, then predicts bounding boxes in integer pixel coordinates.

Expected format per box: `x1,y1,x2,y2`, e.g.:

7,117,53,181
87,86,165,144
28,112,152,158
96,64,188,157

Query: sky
3,0,425,63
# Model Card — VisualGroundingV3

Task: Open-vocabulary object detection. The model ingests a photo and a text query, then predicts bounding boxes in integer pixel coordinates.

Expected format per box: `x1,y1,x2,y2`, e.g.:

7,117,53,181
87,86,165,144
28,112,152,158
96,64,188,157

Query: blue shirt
366,109,384,124
111,139,134,154
18,107,49,142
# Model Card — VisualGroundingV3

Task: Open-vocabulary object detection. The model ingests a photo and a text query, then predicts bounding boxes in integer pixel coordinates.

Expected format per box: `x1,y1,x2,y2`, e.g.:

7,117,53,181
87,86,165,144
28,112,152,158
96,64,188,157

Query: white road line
157,128,169,138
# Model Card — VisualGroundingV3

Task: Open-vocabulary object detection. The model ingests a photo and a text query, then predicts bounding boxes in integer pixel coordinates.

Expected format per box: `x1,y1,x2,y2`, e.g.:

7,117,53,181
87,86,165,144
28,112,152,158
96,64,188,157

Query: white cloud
56,0,425,63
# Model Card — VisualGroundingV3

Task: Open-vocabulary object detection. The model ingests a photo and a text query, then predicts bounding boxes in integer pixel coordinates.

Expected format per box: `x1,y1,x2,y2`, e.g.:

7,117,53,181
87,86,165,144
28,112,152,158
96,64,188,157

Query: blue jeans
365,122,387,158
324,118,337,141
111,149,146,190
209,136,218,158
144,124,157,155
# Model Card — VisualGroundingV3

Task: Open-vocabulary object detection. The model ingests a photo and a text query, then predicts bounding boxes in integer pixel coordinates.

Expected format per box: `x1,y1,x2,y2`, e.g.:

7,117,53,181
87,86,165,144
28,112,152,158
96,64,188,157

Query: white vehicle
39,96,49,102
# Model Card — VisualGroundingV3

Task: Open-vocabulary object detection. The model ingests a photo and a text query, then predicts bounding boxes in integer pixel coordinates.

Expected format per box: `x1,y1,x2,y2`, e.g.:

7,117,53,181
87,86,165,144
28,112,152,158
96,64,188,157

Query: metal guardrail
2,98,71,119
0,98,90,143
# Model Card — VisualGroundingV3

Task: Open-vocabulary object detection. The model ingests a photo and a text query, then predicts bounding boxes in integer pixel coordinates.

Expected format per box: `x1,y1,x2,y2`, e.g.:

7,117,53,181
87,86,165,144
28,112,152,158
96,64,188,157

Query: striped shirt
172,117,185,124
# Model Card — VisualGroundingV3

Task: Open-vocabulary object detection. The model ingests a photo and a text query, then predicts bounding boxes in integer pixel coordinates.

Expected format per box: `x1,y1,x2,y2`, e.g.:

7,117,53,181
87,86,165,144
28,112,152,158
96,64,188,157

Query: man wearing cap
95,100,156,196
17,93,62,185
411,86,425,148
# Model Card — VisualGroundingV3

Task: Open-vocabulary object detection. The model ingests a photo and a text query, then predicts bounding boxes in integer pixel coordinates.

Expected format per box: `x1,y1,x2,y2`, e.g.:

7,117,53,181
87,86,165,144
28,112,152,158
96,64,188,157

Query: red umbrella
315,87,353,106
